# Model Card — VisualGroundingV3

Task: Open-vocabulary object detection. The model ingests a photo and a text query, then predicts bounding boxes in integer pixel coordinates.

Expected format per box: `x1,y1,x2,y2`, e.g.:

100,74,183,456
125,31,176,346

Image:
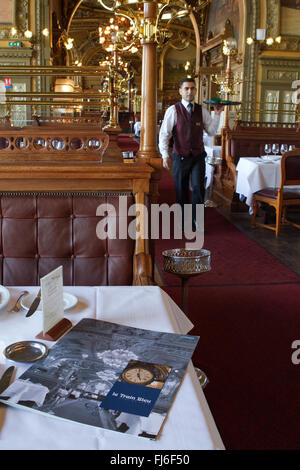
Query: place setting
21,290,77,317
0,266,78,365
259,143,295,163
0,285,12,312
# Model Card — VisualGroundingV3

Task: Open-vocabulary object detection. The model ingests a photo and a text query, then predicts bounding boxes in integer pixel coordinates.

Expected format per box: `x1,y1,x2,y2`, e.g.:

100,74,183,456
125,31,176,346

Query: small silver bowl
162,248,211,276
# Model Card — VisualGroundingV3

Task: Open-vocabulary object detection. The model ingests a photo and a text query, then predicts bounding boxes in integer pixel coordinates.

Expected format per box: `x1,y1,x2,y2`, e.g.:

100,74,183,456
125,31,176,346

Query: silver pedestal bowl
162,248,211,314
162,248,211,389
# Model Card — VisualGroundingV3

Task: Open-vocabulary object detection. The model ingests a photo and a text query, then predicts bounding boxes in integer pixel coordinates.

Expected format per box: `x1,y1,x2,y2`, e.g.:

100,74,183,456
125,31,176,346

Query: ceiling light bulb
161,13,172,20
24,29,33,39
11,27,17,36
275,36,281,43
42,28,49,37
64,38,74,49
266,37,274,45
246,37,254,45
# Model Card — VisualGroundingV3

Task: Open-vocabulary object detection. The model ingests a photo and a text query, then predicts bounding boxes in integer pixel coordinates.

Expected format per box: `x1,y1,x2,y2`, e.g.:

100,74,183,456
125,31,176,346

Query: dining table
0,285,225,450
235,156,282,210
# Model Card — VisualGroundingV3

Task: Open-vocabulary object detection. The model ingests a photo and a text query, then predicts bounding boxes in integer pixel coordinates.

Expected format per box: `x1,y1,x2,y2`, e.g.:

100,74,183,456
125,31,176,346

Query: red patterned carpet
157,168,300,450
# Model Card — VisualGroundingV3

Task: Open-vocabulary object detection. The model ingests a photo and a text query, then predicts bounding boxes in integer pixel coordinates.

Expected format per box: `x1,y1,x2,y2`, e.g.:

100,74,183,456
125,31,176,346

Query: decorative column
137,2,160,160
103,49,123,163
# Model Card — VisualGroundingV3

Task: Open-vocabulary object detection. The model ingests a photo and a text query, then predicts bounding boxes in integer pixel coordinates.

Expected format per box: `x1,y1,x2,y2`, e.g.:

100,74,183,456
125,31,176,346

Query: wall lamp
246,29,281,46
10,26,49,40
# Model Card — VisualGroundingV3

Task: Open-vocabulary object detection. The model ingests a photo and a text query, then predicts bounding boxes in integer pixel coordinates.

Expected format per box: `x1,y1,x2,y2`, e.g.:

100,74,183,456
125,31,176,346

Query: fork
8,290,29,313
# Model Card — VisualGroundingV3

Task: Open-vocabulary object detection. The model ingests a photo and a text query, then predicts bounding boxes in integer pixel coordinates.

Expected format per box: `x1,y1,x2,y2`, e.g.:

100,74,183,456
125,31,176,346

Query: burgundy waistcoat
173,102,205,157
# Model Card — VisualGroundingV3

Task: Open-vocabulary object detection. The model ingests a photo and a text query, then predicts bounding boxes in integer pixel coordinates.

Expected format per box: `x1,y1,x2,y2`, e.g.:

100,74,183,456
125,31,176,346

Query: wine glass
280,144,288,154
264,144,271,156
272,143,279,155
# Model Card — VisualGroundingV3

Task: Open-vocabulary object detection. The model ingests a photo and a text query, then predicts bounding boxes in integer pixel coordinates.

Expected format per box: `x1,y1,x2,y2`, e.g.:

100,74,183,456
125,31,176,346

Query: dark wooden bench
213,121,300,210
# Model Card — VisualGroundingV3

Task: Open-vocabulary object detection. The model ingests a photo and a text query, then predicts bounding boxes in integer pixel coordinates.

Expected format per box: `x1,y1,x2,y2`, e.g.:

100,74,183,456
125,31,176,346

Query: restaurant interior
0,0,300,451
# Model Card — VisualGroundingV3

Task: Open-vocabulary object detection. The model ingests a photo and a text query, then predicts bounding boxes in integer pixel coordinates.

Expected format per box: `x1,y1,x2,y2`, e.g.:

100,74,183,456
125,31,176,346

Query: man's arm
202,105,224,136
159,105,176,170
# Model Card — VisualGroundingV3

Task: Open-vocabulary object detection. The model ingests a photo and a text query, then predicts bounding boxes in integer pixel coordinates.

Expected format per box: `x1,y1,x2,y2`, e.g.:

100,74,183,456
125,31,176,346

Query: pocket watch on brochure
121,361,170,386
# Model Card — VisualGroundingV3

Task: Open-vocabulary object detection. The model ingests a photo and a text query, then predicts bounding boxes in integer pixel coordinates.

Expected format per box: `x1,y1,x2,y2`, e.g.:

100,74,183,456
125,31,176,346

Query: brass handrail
4,92,110,98
3,101,109,107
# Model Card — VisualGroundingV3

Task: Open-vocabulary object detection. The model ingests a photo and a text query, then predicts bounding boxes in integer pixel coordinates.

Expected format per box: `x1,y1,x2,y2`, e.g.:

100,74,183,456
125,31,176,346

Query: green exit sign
8,41,22,47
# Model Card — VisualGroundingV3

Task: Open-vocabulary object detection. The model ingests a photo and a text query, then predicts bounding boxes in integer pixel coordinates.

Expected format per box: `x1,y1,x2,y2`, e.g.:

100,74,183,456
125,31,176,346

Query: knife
0,366,15,395
26,288,41,318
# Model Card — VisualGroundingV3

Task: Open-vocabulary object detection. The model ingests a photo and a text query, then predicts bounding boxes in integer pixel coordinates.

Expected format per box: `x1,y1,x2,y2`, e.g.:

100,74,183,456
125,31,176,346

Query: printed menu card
40,266,64,335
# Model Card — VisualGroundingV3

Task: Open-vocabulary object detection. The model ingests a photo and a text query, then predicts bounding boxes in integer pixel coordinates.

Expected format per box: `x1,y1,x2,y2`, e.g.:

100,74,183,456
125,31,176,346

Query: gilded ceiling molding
266,0,280,38
66,0,84,35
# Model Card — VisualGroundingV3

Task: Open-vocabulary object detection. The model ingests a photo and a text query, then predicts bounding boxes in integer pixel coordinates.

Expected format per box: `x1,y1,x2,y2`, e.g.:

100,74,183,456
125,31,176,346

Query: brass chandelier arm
98,0,115,12
66,0,86,36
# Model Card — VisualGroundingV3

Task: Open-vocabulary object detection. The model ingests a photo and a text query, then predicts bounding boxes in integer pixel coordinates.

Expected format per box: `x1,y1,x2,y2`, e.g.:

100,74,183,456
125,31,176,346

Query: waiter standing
159,77,223,228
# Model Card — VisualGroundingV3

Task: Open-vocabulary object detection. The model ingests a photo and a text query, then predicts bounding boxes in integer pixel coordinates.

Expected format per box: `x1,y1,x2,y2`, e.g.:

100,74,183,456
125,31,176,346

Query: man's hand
163,156,172,170
212,105,224,115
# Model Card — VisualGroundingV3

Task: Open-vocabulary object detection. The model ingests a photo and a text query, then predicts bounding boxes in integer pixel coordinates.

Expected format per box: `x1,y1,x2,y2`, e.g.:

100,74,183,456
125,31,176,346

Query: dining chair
252,149,300,236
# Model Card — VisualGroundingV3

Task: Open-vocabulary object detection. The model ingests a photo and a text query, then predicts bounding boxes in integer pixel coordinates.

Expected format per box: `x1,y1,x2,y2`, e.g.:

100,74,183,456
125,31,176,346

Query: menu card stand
36,318,73,342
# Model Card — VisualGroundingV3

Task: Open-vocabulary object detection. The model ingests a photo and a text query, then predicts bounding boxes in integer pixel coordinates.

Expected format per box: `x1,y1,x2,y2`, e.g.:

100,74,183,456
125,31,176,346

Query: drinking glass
289,145,296,151
272,143,279,155
280,144,288,154
264,144,271,155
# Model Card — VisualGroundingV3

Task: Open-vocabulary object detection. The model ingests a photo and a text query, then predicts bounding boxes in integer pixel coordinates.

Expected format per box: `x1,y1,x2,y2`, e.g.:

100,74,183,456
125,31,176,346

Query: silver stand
162,249,212,389
194,367,209,389
204,155,222,208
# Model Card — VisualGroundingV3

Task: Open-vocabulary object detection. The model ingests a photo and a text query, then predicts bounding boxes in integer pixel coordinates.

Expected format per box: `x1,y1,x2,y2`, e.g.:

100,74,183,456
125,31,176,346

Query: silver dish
4,341,49,363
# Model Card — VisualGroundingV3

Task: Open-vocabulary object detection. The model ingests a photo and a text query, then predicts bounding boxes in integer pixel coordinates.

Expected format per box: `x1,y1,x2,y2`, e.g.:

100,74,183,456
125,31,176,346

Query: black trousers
171,151,206,223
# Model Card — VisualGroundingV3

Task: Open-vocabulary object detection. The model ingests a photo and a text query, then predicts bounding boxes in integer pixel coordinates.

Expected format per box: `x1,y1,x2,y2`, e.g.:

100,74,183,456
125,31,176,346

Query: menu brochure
0,319,199,439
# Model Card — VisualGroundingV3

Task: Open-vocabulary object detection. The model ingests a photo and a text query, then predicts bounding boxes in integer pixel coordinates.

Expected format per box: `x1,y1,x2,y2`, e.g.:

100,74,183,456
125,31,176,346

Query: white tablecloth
236,157,282,208
0,286,224,450
205,146,222,189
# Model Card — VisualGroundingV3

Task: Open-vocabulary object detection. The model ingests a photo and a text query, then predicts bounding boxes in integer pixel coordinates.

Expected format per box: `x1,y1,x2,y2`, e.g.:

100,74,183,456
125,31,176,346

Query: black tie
187,103,193,116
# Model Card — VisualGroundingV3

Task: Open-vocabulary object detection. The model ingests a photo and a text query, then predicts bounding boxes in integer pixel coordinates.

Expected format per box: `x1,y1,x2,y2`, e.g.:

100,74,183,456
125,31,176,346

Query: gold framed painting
281,0,300,35
0,0,15,25
206,0,240,45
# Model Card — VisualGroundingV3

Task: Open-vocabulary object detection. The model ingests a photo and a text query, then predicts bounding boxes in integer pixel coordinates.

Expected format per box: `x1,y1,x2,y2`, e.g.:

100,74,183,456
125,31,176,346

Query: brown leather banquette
0,191,135,286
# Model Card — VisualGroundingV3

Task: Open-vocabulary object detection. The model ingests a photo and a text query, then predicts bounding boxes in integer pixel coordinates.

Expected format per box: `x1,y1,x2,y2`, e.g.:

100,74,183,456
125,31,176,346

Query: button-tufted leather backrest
0,192,135,286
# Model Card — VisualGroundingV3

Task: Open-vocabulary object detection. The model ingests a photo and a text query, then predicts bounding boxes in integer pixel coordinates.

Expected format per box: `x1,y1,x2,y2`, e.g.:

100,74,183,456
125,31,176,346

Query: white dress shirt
134,121,141,137
159,99,220,160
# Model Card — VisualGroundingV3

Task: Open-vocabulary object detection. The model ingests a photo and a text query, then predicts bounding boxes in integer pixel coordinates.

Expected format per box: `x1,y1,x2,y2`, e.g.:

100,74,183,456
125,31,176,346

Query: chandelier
98,15,138,53
97,0,210,46
211,38,242,97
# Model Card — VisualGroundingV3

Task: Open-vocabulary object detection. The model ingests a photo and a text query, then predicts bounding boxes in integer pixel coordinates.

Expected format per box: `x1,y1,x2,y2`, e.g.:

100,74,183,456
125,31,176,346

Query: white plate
0,285,11,310
21,292,78,313
260,155,281,162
